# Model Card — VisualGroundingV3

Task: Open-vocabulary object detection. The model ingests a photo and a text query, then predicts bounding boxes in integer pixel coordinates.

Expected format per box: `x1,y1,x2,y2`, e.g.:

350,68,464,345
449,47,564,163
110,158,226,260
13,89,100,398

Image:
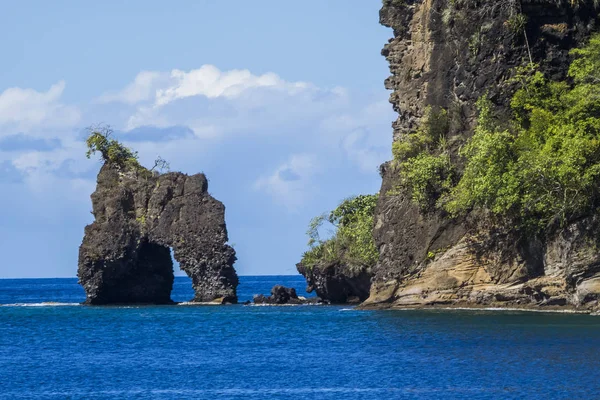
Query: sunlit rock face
78,163,238,305
367,0,600,311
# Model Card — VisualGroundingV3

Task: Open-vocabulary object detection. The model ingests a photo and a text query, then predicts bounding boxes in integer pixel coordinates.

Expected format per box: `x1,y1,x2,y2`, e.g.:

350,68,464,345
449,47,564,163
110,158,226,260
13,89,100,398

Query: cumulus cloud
319,99,393,172
0,81,80,137
254,154,318,210
97,71,163,105
155,65,307,105
99,65,308,107
97,65,345,137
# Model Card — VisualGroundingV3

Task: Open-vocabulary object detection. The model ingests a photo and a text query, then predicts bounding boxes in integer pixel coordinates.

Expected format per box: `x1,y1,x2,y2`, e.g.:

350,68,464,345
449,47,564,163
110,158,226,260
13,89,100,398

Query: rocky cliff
366,0,600,311
78,163,238,305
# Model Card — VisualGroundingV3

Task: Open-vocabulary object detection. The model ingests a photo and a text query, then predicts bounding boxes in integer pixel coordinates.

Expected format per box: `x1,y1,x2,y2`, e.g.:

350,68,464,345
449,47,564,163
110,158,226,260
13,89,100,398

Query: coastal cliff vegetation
395,33,600,232
301,194,379,273
85,125,170,175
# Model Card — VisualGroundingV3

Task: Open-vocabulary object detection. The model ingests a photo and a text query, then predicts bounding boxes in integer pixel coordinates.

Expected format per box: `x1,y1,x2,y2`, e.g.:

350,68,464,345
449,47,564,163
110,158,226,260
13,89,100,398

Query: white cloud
341,128,389,173
97,65,343,136
0,81,80,137
98,65,309,108
155,65,307,105
254,154,318,210
97,71,163,105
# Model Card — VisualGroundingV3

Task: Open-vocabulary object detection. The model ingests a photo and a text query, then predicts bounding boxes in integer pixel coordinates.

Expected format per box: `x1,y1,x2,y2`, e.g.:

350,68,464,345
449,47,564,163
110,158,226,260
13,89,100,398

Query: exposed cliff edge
78,131,237,305
365,0,600,311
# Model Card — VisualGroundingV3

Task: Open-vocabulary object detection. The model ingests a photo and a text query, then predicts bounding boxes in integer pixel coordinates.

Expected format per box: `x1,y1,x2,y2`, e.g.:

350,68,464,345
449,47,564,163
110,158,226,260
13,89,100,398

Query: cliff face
78,164,238,304
367,0,600,310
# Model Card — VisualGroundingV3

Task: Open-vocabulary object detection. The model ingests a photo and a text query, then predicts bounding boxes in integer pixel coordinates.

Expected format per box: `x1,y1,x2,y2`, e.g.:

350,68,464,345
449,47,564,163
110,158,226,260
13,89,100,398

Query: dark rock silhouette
253,285,321,305
78,163,238,305
296,262,370,304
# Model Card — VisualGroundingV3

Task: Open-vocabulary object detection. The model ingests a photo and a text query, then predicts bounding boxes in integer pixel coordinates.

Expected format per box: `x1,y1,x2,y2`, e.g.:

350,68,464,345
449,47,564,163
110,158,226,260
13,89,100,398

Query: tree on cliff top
85,125,170,174
86,125,141,170
302,194,379,272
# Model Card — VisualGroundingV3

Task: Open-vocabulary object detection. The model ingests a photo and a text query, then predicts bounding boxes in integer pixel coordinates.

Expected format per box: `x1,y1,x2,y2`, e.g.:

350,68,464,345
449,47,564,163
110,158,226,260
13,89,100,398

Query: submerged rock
296,262,371,304
253,285,321,305
78,163,238,305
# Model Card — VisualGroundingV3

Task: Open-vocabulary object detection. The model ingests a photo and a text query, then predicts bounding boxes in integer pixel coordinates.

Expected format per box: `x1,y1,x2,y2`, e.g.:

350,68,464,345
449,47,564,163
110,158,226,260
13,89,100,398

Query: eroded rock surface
366,0,600,311
296,262,370,304
78,164,238,304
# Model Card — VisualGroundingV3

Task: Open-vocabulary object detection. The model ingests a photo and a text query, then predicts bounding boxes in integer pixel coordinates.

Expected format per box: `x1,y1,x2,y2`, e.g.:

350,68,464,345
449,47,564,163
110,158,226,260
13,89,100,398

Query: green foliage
328,194,378,226
569,33,600,84
403,153,454,211
506,13,527,35
85,125,141,171
447,33,600,230
469,31,482,57
136,214,147,226
301,194,379,272
392,106,449,161
86,125,170,177
392,106,453,211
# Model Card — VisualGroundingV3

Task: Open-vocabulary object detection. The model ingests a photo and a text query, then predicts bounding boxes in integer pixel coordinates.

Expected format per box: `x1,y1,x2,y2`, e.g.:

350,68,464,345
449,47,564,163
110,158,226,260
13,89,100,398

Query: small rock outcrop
253,285,321,305
296,262,370,304
78,163,238,305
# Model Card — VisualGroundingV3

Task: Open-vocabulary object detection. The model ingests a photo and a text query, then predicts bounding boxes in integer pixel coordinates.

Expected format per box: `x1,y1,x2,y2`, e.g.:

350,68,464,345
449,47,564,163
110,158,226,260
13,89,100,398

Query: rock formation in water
78,161,238,305
296,262,370,304
253,285,321,305
365,0,600,311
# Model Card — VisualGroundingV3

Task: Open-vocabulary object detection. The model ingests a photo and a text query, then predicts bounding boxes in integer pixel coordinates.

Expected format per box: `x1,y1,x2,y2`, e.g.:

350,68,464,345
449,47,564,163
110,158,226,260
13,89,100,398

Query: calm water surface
1,276,599,399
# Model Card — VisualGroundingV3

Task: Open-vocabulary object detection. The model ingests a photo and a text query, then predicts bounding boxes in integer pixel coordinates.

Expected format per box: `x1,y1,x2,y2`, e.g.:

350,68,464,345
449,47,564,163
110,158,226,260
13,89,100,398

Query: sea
1,275,599,399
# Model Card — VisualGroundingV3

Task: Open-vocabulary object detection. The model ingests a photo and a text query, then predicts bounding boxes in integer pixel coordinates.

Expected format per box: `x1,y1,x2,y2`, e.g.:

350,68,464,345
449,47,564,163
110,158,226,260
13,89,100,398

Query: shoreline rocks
296,262,371,304
253,285,322,305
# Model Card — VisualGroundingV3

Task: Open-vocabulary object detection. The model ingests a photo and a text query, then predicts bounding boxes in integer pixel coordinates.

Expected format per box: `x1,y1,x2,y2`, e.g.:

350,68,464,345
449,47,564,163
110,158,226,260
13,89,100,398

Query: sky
0,1,395,278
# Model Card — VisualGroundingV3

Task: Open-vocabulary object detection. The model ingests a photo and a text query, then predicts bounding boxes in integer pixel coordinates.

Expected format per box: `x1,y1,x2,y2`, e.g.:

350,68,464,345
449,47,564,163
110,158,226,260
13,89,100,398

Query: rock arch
78,164,238,304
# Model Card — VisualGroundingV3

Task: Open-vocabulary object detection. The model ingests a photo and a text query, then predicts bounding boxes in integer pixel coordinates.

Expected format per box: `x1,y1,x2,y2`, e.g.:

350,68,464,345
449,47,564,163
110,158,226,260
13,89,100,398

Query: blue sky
0,1,394,278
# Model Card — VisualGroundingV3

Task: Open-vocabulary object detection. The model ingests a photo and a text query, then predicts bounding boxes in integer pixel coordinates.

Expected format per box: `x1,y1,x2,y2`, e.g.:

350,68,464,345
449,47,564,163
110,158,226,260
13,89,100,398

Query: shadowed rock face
296,262,371,304
78,164,238,305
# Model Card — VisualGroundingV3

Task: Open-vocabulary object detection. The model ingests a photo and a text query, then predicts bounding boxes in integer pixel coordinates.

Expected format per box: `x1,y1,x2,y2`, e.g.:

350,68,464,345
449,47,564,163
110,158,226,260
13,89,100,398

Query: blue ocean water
1,276,600,399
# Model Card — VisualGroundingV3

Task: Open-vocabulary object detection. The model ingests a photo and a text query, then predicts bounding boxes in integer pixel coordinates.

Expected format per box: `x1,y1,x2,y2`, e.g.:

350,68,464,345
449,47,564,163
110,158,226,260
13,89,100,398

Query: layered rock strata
366,0,600,311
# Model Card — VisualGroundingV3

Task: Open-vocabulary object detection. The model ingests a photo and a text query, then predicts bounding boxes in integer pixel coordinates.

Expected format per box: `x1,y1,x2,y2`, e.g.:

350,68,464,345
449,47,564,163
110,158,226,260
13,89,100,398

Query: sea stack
78,140,238,305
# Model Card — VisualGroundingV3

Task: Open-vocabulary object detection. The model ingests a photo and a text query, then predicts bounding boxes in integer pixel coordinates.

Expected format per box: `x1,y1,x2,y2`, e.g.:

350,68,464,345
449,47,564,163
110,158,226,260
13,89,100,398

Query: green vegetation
86,125,142,171
392,106,455,211
136,214,147,226
393,33,600,231
86,125,170,176
301,194,379,272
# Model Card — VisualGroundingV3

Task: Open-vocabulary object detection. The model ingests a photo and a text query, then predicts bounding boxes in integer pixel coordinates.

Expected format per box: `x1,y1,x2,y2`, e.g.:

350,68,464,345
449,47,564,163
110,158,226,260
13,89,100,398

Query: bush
392,106,449,161
301,194,379,271
391,106,452,211
86,125,170,176
447,33,600,230
86,125,141,171
403,153,454,211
